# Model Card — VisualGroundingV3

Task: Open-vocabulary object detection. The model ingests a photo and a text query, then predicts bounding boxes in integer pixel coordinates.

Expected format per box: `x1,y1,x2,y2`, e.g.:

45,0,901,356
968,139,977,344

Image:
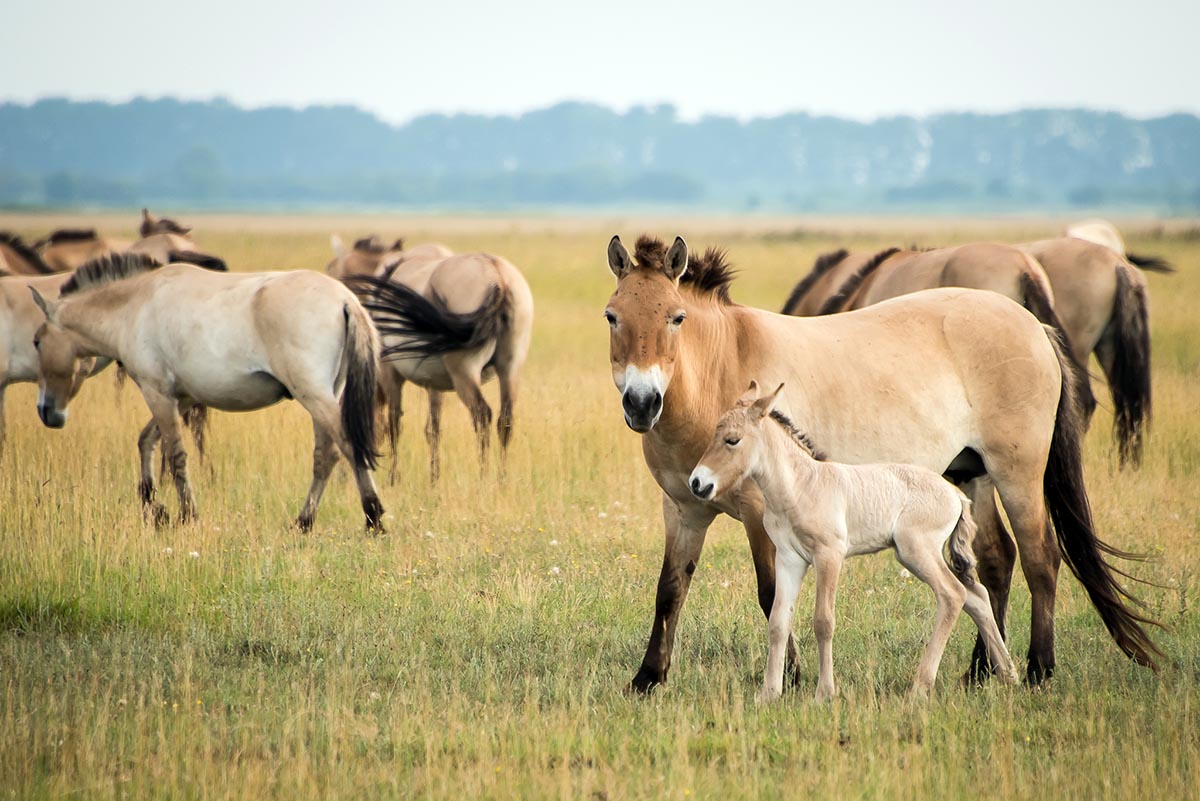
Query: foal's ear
750,382,785,419
664,236,689,282
737,379,760,406
608,235,633,279
29,287,56,322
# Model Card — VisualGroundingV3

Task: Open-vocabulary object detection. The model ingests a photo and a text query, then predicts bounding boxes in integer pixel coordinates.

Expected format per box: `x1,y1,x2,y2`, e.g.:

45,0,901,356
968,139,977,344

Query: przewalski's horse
140,208,192,238
29,254,384,530
690,382,1018,701
604,234,1158,692
781,243,1096,420
347,251,534,482
129,209,228,272
326,235,453,280
0,233,55,275
36,229,131,273
1020,237,1165,466
1066,219,1176,273
1,272,110,454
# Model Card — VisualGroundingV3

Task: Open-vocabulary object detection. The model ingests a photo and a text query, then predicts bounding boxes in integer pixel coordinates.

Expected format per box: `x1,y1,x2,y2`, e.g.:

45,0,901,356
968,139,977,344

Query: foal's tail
1104,263,1152,467
1019,267,1096,422
341,299,381,471
946,495,979,588
1042,325,1162,670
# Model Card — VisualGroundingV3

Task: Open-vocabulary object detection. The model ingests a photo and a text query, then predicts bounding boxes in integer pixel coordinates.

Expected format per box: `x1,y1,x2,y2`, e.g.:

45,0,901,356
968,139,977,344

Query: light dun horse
37,229,131,273
604,234,1158,692
30,254,384,530
1066,219,1175,273
0,233,54,276
326,235,453,280
690,382,1018,701
348,251,533,482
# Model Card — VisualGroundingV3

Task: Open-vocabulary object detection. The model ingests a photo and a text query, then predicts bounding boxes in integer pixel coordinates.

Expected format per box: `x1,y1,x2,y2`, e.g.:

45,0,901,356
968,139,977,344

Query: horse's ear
29,287,56,322
330,234,347,258
608,235,633,279
664,236,688,282
750,382,784,420
141,208,154,223
736,380,760,406
392,238,405,252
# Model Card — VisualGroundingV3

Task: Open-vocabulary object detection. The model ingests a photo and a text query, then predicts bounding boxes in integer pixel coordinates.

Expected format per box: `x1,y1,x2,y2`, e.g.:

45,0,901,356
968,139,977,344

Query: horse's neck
58,285,142,359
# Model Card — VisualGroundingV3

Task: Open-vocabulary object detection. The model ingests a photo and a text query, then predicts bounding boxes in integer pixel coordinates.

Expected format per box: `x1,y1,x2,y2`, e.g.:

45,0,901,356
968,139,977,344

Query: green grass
1,215,1197,799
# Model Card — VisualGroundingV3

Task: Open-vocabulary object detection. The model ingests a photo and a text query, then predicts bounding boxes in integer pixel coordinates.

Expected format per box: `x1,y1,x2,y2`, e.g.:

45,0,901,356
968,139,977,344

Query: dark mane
0,232,53,274
142,217,191,237
780,248,849,314
633,234,737,304
391,238,406,252
353,235,387,254
769,409,825,460
39,228,100,245
818,247,900,315
60,253,162,296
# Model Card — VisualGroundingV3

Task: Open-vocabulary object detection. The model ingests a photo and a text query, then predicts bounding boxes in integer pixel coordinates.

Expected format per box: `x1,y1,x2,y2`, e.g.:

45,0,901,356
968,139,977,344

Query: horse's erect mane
152,217,190,235
41,228,100,244
60,253,162,296
780,248,849,314
634,234,736,304
818,247,901,315
0,232,52,273
353,235,387,254
768,409,825,461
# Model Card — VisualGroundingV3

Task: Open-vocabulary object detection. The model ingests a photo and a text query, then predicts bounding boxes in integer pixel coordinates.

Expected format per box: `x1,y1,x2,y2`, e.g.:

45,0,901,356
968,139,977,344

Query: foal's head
603,235,691,432
689,381,784,501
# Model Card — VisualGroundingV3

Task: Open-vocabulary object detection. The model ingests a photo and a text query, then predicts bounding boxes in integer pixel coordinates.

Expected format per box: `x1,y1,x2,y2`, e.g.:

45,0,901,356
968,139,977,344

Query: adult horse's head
603,234,693,432
28,288,81,428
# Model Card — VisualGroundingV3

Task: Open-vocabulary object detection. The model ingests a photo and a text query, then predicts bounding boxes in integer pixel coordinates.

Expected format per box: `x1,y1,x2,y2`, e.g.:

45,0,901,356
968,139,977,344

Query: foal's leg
136,418,168,526
960,583,1020,684
964,478,1017,683
740,493,804,688
812,550,843,702
425,389,443,483
758,551,808,704
894,529,965,697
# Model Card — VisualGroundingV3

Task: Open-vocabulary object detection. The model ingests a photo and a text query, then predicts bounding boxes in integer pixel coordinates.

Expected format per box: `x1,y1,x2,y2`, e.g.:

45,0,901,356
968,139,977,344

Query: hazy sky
3,0,1197,123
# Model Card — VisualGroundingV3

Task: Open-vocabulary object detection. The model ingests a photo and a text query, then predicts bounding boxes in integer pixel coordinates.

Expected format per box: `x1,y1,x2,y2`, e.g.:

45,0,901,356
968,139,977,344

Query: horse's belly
387,356,497,391
183,371,290,411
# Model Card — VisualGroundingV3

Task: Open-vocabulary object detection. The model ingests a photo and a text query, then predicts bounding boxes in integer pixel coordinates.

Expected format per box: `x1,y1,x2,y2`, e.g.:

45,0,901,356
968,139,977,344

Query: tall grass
0,215,1196,800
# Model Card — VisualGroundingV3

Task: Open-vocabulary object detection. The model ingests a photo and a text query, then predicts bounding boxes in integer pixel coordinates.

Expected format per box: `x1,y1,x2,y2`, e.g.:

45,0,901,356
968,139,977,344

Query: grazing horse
690,382,1018,701
37,229,131,273
604,234,1158,692
326,235,453,280
0,233,55,275
29,254,384,530
781,243,1095,420
0,272,108,454
1066,219,1175,273
348,251,534,482
1020,237,1164,467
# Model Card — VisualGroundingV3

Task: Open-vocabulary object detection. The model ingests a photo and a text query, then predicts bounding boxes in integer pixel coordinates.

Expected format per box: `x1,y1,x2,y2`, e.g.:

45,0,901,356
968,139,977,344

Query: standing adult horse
326,235,453,280
29,254,384,530
1065,219,1175,273
347,250,534,482
605,234,1158,692
0,233,55,275
37,229,131,273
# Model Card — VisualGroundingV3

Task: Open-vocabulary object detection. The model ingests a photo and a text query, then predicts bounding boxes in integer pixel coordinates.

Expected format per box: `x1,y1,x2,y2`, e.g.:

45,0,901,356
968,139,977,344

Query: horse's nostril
650,392,663,415
690,477,700,493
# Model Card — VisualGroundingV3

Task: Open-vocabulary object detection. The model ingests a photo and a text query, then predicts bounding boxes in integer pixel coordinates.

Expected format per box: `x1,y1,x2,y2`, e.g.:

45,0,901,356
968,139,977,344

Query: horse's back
1065,219,1125,255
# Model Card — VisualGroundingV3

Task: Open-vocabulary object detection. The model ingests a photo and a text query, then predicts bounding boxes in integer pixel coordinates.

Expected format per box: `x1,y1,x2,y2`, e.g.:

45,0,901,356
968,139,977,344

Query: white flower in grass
550,566,561,576
549,539,559,547
898,568,911,579
189,551,200,559
162,547,173,556
598,512,608,519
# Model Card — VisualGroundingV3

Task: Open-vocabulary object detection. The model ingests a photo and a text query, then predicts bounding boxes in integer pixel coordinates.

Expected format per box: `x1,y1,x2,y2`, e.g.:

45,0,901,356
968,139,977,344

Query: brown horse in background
37,229,131,273
606,234,1158,692
0,233,55,275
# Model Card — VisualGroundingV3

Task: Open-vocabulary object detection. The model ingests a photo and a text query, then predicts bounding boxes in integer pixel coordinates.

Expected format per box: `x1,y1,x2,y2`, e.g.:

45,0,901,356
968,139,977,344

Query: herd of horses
0,212,1176,699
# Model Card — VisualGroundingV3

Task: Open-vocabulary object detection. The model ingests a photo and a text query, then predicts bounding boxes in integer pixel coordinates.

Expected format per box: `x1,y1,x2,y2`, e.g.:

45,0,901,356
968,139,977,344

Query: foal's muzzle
38,402,66,429
622,388,663,433
688,466,716,501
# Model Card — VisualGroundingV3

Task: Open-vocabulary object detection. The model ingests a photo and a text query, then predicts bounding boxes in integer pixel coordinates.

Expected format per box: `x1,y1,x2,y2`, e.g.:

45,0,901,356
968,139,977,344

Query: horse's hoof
628,666,664,695
1025,661,1055,687
756,687,783,705
152,504,170,528
296,514,314,533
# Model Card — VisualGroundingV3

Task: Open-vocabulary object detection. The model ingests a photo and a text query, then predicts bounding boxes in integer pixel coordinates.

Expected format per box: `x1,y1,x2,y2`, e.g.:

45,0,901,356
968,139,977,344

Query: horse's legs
893,530,964,697
964,478,1017,683
141,390,195,523
297,418,339,532
758,551,808,704
378,366,404,486
996,479,1060,683
425,389,443,483
444,351,492,465
960,581,1020,684
295,392,384,532
496,365,519,458
811,551,843,702
741,501,803,687
136,419,169,526
0,384,6,456
630,494,718,693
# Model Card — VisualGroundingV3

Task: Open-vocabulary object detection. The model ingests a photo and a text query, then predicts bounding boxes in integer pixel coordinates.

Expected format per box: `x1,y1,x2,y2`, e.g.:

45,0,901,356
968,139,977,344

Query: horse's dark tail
1042,326,1162,670
168,250,228,272
1126,252,1175,273
345,275,510,361
1100,263,1152,468
341,300,381,472
1019,268,1096,422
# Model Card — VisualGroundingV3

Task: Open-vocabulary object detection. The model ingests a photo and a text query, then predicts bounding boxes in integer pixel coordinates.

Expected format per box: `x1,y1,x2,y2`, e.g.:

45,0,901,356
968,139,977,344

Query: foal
689,382,1018,702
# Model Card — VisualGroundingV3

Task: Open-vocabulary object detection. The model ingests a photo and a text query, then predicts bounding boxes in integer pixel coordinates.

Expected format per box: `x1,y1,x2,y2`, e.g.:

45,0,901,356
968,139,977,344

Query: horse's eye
604,311,617,326
725,436,741,447
32,338,41,350
671,312,687,326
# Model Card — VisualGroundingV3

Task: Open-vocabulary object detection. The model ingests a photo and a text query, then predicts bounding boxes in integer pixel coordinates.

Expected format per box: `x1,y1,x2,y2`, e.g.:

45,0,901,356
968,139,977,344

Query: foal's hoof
756,687,783,706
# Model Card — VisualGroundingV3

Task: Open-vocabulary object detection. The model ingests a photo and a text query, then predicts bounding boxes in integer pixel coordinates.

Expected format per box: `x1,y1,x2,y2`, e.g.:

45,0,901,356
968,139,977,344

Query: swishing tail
1126,252,1174,273
344,275,511,361
341,300,381,471
1042,326,1163,670
947,495,979,588
1103,264,1152,467
1019,270,1097,421
167,250,228,272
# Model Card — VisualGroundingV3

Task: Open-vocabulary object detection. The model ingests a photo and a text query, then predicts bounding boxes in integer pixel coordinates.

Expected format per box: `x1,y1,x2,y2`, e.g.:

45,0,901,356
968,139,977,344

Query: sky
2,0,1198,124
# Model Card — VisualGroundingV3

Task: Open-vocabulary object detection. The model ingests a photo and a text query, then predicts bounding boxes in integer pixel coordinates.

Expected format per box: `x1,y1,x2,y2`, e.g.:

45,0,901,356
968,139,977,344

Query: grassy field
1,214,1197,800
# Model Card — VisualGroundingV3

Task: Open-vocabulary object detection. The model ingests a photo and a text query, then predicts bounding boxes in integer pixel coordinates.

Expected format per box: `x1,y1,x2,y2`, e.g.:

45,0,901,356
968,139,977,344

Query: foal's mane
780,248,849,314
634,235,736,304
817,246,900,315
39,228,100,245
0,232,53,274
767,409,825,461
60,253,162,296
